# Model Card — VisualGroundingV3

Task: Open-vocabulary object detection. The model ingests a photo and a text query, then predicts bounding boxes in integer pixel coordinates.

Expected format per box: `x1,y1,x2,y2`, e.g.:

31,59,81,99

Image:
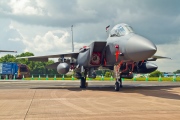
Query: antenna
71,25,74,52
106,25,110,38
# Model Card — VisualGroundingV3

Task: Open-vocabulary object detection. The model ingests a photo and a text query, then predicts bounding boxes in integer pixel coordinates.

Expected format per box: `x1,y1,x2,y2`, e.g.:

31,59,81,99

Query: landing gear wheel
119,78,123,88
115,82,120,91
80,77,86,88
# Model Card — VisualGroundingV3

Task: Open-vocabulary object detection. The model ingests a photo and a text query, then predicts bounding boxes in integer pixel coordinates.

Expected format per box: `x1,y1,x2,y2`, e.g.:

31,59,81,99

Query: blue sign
1,63,13,74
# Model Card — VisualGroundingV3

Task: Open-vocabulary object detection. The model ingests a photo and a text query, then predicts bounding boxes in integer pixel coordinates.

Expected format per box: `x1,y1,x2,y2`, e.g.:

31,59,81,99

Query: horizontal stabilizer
147,55,171,61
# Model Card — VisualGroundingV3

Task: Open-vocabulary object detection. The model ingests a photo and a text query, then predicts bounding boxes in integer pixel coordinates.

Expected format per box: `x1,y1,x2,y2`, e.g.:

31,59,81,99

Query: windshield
110,24,134,37
125,25,133,33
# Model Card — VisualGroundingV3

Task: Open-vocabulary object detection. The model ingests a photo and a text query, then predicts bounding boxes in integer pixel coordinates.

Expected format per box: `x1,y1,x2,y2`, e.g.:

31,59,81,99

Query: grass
131,77,180,82
21,77,180,82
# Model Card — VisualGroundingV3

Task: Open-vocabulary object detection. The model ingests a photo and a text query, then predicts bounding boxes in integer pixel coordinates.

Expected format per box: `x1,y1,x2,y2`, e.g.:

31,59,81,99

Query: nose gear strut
114,64,123,91
114,61,136,91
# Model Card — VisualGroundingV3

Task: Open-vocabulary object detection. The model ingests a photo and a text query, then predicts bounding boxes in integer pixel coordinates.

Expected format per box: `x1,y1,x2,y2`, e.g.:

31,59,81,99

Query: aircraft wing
147,55,171,61
16,52,79,62
0,50,17,53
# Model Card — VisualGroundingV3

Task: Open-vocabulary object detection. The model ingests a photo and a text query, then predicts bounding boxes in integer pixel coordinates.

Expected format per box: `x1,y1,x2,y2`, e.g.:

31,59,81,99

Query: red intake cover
90,52,101,65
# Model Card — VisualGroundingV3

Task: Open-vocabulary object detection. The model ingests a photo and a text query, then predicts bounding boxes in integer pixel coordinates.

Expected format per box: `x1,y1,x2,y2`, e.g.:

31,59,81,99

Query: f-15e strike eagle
17,23,170,91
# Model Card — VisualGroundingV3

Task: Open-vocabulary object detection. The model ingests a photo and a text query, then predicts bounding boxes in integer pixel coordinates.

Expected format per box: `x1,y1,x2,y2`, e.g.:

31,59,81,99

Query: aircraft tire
80,77,86,88
119,78,123,88
115,82,120,91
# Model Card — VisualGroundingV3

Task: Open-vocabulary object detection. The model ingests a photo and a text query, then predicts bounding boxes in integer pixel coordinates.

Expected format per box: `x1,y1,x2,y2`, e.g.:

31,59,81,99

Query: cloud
0,19,25,54
19,29,86,55
154,39,180,72
2,0,46,16
0,0,180,72
25,30,70,52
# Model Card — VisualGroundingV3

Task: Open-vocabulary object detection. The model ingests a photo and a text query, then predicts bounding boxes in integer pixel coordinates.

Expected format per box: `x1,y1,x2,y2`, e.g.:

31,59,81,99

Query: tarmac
0,80,179,120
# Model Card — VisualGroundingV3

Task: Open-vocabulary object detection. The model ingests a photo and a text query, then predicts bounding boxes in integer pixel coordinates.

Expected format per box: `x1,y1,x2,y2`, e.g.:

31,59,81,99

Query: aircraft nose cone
126,35,157,61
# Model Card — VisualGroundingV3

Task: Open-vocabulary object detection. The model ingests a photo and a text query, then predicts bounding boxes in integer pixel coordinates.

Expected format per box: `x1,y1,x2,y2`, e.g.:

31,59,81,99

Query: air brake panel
77,41,106,67
89,41,107,66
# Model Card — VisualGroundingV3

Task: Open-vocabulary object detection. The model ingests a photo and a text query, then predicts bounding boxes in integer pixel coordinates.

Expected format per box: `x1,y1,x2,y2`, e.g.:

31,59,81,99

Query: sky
0,0,180,72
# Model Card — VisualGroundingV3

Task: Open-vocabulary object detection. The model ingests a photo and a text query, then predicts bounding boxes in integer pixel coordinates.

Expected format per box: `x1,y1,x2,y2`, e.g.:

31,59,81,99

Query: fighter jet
17,23,170,91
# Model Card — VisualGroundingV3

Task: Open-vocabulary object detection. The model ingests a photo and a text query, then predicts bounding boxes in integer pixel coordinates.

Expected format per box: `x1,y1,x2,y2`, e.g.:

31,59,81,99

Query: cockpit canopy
110,23,134,37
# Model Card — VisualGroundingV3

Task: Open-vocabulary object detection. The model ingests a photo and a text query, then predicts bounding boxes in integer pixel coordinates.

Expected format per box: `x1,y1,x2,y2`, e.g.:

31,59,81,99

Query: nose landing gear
115,81,119,91
114,64,123,91
115,77,122,91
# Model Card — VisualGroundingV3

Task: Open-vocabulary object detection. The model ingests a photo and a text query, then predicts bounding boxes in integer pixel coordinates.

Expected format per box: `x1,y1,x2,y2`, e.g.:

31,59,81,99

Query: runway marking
50,90,93,114
0,81,180,119
24,90,36,120
76,91,115,112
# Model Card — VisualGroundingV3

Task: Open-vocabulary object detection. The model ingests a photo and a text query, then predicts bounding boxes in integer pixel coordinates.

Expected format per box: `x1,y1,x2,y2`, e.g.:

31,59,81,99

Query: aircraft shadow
31,85,180,100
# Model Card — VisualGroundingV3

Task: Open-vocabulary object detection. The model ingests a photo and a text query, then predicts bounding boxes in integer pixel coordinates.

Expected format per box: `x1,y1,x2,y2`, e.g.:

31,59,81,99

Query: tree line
0,52,113,76
0,52,57,75
0,52,179,77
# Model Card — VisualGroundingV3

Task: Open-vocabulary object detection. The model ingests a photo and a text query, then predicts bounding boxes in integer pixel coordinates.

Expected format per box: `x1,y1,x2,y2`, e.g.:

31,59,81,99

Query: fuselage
105,23,157,65
58,23,158,76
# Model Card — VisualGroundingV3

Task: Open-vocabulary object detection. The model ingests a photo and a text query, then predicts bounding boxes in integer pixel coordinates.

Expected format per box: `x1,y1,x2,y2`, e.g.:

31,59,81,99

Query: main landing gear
78,69,123,91
115,76,123,91
80,77,86,88
79,70,87,89
75,72,87,88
